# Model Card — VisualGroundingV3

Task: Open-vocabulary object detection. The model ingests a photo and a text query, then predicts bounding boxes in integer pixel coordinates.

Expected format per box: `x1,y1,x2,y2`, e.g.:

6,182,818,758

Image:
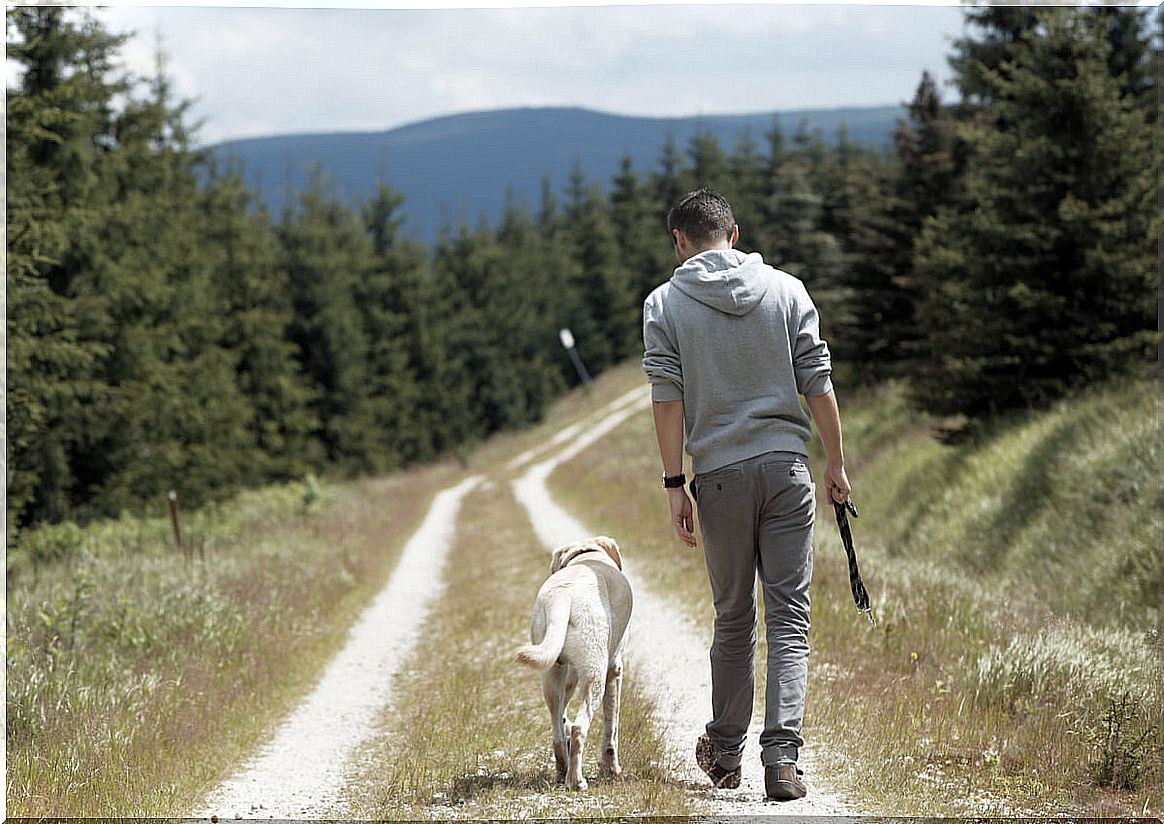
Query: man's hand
668,487,697,547
824,461,851,504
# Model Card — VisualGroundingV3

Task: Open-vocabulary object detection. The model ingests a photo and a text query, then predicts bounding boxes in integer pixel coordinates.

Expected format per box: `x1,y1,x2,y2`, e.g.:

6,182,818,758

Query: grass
10,360,1159,817
342,478,693,819
6,464,457,816
549,372,1162,817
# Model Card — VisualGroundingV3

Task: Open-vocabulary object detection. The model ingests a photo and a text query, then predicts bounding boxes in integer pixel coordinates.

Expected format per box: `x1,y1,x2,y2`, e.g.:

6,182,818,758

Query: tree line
6,6,1158,532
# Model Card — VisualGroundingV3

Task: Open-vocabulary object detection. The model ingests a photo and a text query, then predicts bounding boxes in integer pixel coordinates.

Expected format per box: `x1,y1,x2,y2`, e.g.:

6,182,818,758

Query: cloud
89,4,964,145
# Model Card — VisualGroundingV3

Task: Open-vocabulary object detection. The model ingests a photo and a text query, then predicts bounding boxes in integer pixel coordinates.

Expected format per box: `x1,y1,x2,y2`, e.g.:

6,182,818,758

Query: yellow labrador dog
515,536,633,791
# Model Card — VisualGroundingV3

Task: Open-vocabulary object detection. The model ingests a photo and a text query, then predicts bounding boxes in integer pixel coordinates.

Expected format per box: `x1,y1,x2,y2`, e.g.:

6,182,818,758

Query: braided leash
832,499,875,625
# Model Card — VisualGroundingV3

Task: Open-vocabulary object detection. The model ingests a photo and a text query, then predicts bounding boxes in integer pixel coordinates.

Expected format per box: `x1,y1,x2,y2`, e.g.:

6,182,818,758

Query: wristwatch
662,472,687,489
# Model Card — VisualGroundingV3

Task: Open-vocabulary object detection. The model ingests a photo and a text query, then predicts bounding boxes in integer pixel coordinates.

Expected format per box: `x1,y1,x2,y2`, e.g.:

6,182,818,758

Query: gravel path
196,475,482,820
511,393,852,816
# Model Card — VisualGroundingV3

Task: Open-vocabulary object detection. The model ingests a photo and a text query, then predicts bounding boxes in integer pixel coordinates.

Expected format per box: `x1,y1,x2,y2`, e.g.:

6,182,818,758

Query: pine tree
279,169,381,470
5,7,127,525
357,183,430,469
912,8,1157,417
651,133,688,216
817,129,902,374
687,127,728,191
761,148,840,290
200,159,319,480
725,128,766,254
493,195,566,420
609,155,671,309
74,56,258,516
563,164,638,367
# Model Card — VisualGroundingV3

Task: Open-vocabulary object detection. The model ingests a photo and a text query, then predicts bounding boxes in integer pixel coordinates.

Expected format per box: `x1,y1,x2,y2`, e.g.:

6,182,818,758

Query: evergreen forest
7,6,1159,534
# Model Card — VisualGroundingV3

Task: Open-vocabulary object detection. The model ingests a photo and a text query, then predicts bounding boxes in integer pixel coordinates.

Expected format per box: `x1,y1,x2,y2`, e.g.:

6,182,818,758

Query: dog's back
515,560,631,671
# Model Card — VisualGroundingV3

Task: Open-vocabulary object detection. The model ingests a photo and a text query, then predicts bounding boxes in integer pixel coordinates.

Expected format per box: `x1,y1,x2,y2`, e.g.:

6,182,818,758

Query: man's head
667,188,739,263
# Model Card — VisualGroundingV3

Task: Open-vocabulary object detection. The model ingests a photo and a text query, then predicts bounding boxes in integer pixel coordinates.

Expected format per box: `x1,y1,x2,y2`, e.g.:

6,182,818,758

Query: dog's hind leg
567,673,605,792
543,666,569,783
599,657,624,780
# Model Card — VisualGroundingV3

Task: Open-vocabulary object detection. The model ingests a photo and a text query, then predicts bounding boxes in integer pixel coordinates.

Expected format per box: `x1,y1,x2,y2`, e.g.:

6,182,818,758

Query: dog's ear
550,545,568,573
594,536,623,570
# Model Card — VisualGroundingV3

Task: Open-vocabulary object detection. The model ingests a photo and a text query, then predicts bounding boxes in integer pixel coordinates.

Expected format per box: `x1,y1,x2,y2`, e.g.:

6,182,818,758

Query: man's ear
594,536,623,571
729,224,739,247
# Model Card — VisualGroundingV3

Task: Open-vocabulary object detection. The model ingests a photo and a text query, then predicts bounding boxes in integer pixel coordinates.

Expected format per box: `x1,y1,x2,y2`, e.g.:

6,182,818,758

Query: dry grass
342,480,693,819
6,464,457,816
547,371,1162,817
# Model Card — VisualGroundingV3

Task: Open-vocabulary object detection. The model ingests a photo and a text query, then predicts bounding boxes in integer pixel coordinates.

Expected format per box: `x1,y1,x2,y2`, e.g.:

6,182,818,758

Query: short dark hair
667,188,735,244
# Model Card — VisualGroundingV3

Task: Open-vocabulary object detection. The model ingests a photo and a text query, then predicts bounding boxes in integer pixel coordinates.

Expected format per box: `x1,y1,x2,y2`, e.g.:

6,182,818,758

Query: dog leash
832,499,875,625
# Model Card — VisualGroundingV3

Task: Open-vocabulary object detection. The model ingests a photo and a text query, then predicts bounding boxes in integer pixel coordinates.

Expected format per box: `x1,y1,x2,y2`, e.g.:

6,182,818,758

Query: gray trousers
692,450,814,769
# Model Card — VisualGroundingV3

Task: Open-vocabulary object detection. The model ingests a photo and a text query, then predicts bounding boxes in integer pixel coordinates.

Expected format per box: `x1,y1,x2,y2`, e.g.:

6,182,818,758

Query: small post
167,489,184,553
559,327,591,385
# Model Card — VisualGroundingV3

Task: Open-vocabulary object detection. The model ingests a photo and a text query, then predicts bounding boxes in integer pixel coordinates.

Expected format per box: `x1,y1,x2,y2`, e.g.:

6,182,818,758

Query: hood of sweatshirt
670,249,771,317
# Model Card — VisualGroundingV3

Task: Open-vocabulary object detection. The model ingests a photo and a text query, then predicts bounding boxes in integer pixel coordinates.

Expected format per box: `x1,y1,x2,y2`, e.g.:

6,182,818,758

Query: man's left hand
668,487,697,547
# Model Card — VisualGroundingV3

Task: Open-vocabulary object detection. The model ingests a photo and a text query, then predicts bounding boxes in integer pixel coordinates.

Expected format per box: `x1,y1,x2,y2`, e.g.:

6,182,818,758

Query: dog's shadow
446,766,552,803
445,766,648,804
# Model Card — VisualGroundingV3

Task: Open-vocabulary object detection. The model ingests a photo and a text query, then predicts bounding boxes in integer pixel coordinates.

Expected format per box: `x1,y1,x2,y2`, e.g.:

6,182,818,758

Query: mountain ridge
209,104,904,243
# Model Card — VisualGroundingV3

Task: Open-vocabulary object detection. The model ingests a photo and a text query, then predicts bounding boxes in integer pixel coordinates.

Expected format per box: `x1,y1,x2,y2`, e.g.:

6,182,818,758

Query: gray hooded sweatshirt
642,248,832,476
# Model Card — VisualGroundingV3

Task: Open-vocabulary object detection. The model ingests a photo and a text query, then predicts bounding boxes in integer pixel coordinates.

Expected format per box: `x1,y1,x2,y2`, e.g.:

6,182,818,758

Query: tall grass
838,378,1159,633
549,373,1161,816
6,465,455,815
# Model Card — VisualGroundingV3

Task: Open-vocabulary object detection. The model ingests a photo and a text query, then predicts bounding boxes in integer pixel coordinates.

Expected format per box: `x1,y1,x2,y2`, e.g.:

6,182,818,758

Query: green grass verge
6,464,456,816
549,372,1161,817
342,480,693,819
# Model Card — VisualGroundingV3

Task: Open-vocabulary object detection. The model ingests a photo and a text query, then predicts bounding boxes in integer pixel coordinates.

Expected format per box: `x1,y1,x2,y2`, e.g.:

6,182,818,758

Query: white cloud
83,4,964,145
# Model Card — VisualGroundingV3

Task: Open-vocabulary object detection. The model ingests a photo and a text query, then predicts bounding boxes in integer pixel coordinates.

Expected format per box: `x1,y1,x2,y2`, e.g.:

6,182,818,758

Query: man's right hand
668,487,698,548
824,462,851,504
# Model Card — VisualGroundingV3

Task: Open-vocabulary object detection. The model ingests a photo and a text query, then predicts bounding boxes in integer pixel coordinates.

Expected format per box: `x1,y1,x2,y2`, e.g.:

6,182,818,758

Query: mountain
208,105,903,244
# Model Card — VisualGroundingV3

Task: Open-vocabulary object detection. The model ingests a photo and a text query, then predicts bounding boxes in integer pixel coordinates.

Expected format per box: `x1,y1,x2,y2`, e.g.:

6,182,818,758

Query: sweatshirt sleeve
642,292,684,402
792,282,833,397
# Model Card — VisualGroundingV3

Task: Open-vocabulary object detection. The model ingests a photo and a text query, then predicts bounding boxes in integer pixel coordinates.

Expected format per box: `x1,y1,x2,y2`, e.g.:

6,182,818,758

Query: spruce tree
75,59,257,516
651,133,688,217
200,160,319,480
5,7,131,524
279,169,380,470
360,183,427,468
687,128,728,191
563,164,638,367
725,128,767,255
912,8,1157,417
609,155,671,310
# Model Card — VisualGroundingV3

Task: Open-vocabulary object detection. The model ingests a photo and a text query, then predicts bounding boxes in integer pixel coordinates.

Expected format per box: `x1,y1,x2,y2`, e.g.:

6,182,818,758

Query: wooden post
167,489,184,552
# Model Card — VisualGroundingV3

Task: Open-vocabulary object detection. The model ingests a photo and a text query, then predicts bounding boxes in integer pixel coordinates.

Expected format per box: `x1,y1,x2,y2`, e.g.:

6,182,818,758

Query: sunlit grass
6,465,457,816
342,481,693,819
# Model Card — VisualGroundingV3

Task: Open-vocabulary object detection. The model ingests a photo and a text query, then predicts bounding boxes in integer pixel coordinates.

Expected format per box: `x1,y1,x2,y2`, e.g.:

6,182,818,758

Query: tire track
196,475,482,820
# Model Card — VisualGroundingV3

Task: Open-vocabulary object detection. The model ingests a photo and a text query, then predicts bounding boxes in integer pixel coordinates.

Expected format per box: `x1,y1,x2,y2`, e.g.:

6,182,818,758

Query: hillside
208,105,903,243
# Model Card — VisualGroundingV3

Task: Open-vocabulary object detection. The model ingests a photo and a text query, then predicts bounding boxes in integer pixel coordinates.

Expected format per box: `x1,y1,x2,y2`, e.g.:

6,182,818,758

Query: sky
42,3,971,147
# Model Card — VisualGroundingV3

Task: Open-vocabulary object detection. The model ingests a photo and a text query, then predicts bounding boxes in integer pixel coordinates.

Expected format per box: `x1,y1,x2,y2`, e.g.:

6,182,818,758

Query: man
641,188,850,802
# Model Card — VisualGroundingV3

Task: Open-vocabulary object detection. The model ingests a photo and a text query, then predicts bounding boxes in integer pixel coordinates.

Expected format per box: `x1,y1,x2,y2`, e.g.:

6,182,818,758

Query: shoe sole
766,781,807,801
695,735,741,790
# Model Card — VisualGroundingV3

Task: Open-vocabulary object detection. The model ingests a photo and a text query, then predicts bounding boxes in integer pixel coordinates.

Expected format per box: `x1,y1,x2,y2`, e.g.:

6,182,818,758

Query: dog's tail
514,593,571,670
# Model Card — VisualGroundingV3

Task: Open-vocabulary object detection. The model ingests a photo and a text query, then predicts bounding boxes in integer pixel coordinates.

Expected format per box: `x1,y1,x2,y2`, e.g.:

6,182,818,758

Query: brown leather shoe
695,734,741,789
765,763,806,800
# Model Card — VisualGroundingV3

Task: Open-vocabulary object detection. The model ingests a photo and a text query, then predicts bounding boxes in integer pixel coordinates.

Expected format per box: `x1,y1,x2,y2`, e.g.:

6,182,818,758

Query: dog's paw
567,775,588,792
